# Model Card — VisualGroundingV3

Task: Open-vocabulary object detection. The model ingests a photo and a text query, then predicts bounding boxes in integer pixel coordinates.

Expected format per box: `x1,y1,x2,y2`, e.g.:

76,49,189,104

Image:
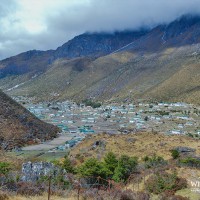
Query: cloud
0,0,200,59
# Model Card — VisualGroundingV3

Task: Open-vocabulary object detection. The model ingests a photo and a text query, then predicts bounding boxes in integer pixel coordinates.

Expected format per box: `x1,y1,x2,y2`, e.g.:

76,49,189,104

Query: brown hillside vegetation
4,45,200,105
144,62,200,105
0,90,59,150
70,132,200,161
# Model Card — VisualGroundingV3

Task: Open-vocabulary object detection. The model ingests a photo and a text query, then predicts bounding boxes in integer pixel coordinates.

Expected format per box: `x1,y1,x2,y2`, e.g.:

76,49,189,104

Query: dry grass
147,62,200,105
70,132,200,161
5,193,76,200
176,189,200,200
0,150,23,171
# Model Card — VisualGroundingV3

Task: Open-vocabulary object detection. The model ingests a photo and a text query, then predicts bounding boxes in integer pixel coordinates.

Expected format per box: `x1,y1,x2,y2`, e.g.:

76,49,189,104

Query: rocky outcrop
21,162,61,182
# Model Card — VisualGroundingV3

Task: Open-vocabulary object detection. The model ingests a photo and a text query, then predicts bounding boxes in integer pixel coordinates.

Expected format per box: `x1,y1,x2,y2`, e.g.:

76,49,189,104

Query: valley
3,96,200,200
9,96,199,162
1,13,200,200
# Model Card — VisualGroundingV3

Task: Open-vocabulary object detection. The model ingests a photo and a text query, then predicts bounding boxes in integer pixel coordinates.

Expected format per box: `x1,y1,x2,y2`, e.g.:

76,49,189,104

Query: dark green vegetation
0,90,59,150
55,152,138,183
179,157,200,168
77,153,138,182
146,171,187,195
53,155,75,174
82,99,101,108
0,15,200,104
171,150,180,160
143,154,167,169
0,162,11,176
0,150,194,199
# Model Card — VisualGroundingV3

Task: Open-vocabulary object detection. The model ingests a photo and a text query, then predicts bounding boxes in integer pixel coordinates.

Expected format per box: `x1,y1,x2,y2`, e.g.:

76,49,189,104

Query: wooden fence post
48,176,52,200
77,179,80,200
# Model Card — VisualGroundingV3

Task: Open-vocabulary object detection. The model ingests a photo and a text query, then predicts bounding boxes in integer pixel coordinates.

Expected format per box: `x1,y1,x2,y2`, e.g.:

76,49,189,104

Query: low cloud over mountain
1,0,200,59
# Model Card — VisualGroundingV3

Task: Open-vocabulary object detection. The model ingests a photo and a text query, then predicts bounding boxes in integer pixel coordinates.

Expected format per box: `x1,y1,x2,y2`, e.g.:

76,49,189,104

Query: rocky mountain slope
118,15,200,53
0,30,147,79
54,31,147,59
0,90,59,150
0,15,200,104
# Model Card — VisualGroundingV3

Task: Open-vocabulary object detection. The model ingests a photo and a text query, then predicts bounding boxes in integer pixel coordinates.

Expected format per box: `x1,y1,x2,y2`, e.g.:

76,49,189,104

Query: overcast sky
0,0,200,60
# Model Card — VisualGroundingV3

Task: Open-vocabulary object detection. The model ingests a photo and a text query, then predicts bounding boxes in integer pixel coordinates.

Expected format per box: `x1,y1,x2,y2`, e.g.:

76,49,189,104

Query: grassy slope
3,45,200,105
69,132,200,161
145,62,200,104
3,132,200,199
70,132,200,199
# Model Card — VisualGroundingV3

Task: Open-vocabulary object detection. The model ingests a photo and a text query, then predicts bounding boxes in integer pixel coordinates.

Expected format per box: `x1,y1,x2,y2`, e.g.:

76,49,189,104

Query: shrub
77,153,138,183
103,152,118,174
145,171,187,194
16,182,45,196
160,193,189,200
83,99,101,108
113,155,138,182
0,162,11,176
76,158,110,178
171,150,180,159
143,154,167,169
120,190,150,200
52,156,75,173
82,188,103,200
61,156,75,173
81,189,150,200
179,157,200,168
120,190,137,200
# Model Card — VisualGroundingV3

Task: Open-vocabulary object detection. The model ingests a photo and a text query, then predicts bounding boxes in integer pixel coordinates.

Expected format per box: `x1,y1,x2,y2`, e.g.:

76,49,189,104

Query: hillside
70,132,200,161
0,15,200,104
54,31,147,58
5,45,200,104
0,30,147,79
0,90,59,150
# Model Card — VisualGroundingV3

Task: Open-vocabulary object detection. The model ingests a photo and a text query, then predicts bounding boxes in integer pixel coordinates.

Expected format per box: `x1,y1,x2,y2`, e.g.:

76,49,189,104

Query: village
12,96,200,154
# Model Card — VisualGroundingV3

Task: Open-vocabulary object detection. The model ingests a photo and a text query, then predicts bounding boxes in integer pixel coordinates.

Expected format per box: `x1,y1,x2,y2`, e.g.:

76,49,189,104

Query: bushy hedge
145,171,187,195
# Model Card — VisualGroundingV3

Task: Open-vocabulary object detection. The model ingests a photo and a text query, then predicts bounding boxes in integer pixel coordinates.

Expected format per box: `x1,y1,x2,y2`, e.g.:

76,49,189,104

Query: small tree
103,152,118,174
77,158,110,178
62,156,75,173
171,149,180,160
52,155,75,173
113,155,138,182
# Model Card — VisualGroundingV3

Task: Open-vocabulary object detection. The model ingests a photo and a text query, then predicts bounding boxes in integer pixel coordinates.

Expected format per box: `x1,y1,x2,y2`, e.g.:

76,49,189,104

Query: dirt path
22,134,73,151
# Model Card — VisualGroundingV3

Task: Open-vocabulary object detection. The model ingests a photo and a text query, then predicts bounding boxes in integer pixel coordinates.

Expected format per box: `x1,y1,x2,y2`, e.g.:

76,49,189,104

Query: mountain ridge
0,30,148,79
0,14,200,104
